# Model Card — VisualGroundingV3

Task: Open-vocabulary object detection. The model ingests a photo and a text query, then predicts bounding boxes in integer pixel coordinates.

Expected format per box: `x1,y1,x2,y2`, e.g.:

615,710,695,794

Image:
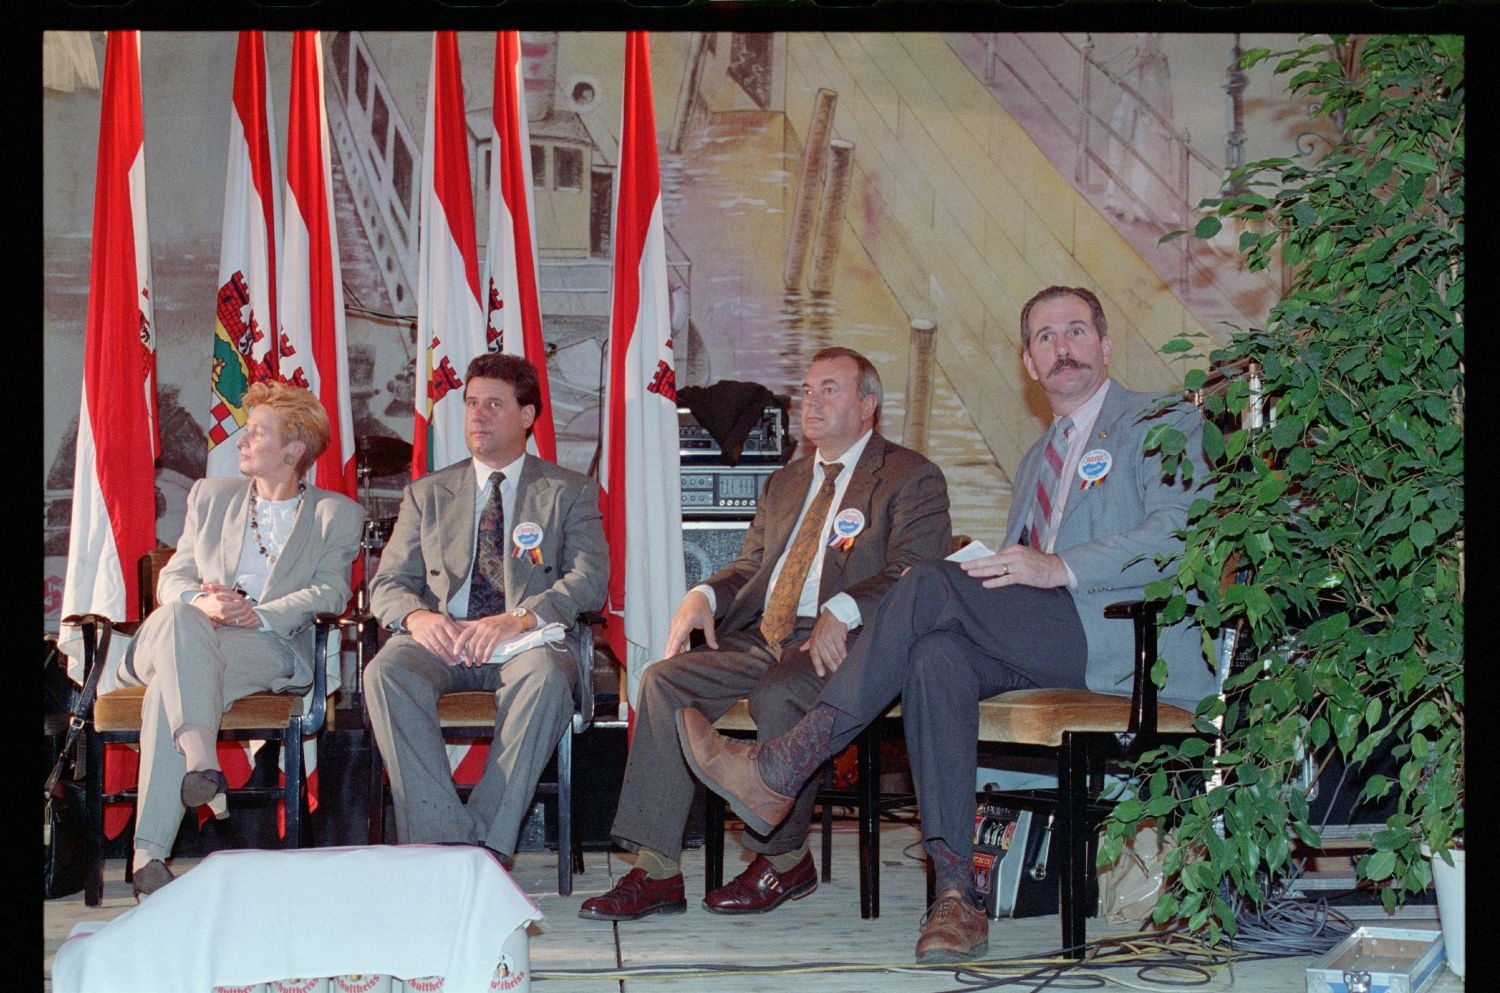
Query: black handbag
44,778,86,899
43,619,112,899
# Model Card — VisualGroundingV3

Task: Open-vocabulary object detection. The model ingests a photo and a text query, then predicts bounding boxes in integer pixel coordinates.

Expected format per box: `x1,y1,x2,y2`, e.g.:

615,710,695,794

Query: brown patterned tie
759,462,843,647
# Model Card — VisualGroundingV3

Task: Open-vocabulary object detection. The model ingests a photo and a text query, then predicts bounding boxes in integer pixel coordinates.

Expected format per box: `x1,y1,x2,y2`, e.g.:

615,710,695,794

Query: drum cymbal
356,435,413,477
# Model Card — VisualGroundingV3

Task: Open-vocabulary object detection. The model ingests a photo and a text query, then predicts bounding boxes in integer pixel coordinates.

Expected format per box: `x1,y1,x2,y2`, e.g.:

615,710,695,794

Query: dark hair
465,352,541,426
1018,286,1109,349
809,345,883,418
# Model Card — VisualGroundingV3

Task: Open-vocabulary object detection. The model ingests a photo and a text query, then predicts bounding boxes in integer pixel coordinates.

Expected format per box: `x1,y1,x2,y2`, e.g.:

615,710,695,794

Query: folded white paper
480,621,567,665
946,539,996,563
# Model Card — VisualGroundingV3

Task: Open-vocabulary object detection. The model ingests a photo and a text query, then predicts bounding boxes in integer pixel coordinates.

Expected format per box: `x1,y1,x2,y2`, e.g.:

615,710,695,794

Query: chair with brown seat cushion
960,598,1230,957
363,619,597,896
76,547,341,907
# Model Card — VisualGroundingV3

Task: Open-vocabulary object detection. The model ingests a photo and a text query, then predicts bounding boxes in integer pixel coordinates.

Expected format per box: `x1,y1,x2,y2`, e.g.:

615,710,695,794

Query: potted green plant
1100,34,1464,968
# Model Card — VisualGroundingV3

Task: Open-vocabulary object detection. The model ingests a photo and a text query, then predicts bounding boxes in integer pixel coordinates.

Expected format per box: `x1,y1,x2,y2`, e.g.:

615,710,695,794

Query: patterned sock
634,846,681,880
755,704,837,796
927,839,980,907
765,844,810,873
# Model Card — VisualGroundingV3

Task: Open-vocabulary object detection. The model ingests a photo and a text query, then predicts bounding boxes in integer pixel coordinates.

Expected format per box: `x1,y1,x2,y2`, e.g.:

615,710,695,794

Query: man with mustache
676,286,1214,963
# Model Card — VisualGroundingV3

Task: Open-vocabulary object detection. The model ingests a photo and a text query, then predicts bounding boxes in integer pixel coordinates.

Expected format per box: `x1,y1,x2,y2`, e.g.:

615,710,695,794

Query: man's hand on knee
798,609,849,677
406,610,464,665
666,589,717,656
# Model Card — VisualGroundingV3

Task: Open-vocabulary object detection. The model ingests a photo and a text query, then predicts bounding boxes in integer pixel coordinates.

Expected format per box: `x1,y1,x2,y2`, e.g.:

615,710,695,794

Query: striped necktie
1027,418,1072,552
468,471,507,618
759,462,843,647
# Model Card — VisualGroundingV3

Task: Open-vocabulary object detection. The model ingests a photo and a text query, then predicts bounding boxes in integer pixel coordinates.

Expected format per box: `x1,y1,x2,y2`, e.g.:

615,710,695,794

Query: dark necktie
760,462,843,647
1027,418,1072,552
468,471,507,619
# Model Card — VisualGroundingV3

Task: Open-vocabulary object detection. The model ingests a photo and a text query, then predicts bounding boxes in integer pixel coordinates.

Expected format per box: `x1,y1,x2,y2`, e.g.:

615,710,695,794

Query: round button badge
512,522,543,550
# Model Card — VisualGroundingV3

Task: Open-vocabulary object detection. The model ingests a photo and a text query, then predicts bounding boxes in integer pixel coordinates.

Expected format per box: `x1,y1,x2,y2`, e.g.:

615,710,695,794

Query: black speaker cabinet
682,519,751,587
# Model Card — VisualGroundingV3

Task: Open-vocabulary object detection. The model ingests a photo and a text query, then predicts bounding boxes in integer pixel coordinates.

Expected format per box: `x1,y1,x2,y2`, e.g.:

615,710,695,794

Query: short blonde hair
243,381,331,476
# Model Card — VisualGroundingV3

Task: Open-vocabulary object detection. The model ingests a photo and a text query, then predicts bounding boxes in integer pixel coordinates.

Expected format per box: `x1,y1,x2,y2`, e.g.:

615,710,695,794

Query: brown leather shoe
915,889,989,963
577,868,687,921
675,707,795,837
703,852,818,915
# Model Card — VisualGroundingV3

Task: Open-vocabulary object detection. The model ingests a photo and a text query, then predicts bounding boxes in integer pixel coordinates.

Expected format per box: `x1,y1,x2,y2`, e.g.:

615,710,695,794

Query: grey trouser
820,561,1088,862
119,601,299,857
364,633,577,856
610,618,833,861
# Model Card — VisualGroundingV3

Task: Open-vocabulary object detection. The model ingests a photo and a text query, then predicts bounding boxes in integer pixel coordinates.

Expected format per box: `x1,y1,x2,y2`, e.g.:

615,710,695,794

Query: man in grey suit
678,287,1215,962
365,352,608,862
579,346,952,922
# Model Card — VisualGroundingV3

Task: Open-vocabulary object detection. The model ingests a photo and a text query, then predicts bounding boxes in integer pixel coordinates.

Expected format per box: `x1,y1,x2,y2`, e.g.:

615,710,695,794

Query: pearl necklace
249,483,304,565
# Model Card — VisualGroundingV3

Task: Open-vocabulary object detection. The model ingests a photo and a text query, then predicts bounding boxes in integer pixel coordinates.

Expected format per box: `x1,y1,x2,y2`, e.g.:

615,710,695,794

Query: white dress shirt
693,428,873,631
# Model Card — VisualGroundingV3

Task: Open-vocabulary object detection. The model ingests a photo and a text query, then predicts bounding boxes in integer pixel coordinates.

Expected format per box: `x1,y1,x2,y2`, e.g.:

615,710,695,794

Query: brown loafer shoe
578,868,687,922
675,707,795,837
915,889,989,963
704,852,818,915
132,859,174,902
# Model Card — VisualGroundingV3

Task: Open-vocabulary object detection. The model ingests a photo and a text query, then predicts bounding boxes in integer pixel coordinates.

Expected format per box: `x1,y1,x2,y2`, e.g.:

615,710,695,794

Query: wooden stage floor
43,817,1462,992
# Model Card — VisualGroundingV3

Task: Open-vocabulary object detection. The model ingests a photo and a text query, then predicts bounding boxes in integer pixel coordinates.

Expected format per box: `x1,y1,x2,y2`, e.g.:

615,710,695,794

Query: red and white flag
60,30,159,635
600,32,685,713
57,31,159,840
271,30,357,826
412,31,487,478
206,30,281,478
282,30,355,501
482,30,555,461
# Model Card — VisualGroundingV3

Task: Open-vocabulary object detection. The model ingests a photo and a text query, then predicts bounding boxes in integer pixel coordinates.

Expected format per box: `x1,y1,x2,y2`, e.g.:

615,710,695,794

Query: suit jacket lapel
441,461,478,593
1057,380,1133,536
818,434,884,597
221,482,252,583
763,456,814,568
505,455,557,600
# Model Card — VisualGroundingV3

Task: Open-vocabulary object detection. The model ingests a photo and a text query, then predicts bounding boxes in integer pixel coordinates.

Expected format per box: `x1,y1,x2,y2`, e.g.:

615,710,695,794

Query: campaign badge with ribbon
511,521,544,564
1077,449,1112,490
827,508,865,552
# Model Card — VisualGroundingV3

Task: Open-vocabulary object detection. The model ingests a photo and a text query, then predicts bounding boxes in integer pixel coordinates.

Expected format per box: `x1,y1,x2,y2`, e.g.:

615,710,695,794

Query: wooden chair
965,599,1234,956
363,620,596,896
74,547,341,907
705,702,910,919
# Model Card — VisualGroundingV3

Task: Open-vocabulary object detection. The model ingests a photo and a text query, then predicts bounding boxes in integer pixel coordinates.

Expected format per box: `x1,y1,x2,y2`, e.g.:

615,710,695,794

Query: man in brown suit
579,346,951,921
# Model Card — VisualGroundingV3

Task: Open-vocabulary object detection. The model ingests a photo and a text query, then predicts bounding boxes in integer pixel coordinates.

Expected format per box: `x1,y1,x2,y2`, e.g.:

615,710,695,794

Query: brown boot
915,889,989,963
675,707,795,836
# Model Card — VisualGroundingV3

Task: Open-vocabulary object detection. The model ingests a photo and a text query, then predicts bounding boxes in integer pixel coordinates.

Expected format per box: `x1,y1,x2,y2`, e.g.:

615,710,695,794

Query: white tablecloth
53,845,541,993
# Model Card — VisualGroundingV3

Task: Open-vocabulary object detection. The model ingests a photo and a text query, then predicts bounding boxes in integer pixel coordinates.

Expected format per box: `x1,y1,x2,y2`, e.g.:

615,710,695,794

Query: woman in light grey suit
120,382,363,899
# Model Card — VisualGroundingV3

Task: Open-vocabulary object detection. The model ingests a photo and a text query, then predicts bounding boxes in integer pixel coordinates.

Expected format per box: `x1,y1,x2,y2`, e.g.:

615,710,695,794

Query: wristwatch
511,605,533,629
